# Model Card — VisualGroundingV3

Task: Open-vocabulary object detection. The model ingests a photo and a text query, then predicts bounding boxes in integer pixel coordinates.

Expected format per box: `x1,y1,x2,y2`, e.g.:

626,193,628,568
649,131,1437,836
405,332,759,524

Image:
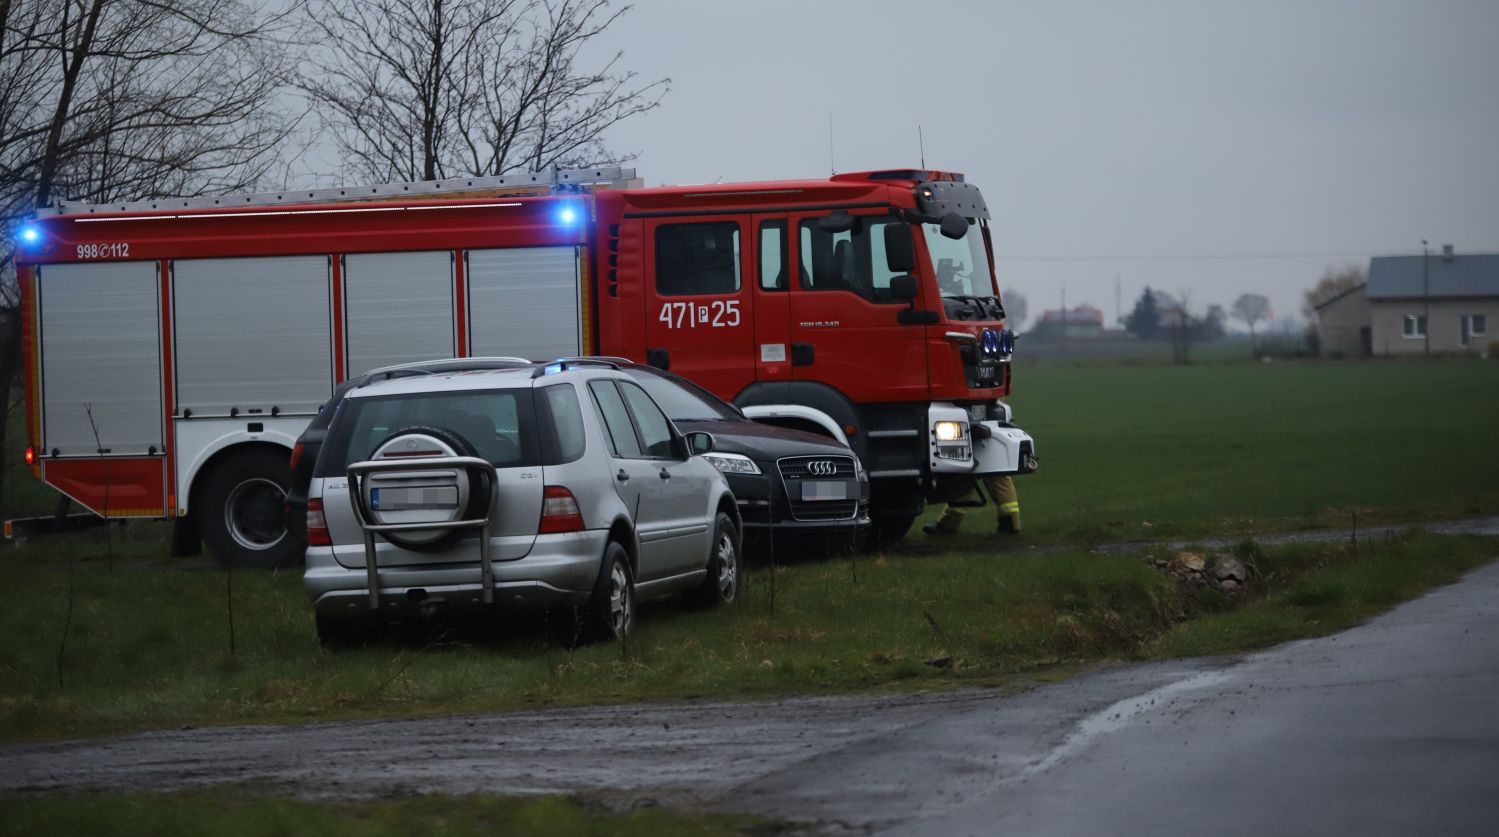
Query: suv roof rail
36,167,640,217
532,357,623,378
365,356,533,377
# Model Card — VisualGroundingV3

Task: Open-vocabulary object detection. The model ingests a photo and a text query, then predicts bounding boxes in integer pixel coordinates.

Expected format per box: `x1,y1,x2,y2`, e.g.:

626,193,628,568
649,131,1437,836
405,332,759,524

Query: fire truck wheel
200,448,299,569
367,425,490,552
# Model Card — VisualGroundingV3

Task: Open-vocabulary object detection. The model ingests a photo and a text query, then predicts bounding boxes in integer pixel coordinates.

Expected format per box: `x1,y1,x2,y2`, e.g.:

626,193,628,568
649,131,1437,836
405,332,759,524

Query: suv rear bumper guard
346,456,499,610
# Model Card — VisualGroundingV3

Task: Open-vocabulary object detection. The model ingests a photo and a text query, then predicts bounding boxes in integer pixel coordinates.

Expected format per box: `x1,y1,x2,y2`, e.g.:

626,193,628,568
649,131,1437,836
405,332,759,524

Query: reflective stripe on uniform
1000,501,1020,513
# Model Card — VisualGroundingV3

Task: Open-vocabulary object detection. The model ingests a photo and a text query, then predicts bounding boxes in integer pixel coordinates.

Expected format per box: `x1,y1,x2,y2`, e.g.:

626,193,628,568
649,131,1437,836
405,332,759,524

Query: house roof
1367,254,1499,300
1313,282,1368,311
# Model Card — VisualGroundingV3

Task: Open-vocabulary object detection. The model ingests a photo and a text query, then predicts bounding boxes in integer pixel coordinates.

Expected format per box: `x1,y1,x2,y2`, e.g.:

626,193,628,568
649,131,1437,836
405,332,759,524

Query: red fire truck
13,166,1035,566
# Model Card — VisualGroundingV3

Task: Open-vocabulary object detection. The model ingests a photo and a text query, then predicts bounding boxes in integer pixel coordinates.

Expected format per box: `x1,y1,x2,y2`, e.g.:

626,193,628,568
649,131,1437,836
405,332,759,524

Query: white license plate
371,486,458,510
801,481,847,501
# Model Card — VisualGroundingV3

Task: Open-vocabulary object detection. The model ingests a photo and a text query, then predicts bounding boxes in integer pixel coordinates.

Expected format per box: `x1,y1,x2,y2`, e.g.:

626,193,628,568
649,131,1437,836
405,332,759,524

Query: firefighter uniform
924,475,1020,535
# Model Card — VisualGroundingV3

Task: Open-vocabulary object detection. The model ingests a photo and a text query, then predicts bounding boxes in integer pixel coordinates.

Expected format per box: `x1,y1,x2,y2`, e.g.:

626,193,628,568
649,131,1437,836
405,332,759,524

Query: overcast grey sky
594,0,1499,328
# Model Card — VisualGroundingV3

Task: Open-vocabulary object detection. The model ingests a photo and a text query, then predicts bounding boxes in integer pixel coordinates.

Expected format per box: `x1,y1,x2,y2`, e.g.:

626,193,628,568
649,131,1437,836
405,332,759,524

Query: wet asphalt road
4,553,1498,835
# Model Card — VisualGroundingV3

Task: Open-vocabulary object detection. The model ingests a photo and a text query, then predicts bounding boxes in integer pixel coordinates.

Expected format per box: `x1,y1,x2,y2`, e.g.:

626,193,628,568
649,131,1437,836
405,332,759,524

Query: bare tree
0,0,297,509
1163,289,1196,365
1231,292,1272,354
300,0,668,183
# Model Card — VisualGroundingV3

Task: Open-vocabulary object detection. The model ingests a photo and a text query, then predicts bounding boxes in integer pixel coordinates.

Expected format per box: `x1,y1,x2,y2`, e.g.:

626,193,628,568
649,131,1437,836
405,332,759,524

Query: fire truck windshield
922,220,996,299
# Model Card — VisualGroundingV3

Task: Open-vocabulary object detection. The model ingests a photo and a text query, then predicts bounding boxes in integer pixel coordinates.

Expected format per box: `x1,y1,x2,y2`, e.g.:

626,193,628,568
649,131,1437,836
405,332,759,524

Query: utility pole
1061,283,1067,356
1115,273,1122,328
1422,239,1430,356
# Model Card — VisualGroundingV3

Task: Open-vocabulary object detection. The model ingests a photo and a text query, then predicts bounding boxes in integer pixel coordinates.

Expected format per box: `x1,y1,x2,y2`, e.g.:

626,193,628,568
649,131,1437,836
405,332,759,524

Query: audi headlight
703,452,761,475
934,420,967,442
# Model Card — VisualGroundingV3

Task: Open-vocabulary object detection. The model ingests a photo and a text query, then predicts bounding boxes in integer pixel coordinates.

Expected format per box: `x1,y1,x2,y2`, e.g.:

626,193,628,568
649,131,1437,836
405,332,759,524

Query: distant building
1314,282,1372,358
1030,305,1105,339
1314,250,1498,357
1365,250,1498,356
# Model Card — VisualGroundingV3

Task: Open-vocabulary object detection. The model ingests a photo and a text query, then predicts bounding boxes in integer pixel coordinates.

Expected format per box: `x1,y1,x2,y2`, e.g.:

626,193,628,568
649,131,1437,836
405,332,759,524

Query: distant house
1313,250,1498,357
1366,250,1498,356
1031,305,1105,339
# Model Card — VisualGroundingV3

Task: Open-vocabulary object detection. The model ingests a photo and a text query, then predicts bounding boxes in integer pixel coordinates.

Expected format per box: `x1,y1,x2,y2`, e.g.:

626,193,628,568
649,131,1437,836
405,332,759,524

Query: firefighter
922,475,1021,536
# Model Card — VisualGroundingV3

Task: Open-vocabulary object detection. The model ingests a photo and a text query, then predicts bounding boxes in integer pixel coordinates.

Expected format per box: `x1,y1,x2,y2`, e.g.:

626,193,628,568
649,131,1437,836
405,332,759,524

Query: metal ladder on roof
36,166,641,217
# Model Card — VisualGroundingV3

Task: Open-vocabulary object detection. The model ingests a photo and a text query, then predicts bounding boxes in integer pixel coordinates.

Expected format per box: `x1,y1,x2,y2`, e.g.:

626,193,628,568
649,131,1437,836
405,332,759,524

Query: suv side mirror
889,274,918,301
884,223,916,273
684,430,715,456
939,212,969,240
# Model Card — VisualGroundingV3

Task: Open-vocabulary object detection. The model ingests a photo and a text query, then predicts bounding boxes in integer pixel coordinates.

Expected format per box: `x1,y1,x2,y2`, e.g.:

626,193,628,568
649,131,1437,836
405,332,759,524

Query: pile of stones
1152,550,1251,593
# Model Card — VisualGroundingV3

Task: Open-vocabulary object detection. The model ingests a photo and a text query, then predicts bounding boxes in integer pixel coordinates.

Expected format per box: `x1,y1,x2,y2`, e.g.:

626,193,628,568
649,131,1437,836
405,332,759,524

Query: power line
996,251,1383,263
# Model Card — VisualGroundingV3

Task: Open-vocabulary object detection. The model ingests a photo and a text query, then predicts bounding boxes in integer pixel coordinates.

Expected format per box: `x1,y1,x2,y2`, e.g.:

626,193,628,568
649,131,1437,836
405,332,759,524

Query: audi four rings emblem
808,460,837,476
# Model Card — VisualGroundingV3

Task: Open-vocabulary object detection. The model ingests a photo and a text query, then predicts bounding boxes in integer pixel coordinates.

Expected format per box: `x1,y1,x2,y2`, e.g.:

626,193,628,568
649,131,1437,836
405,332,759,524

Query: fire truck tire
367,425,491,553
200,448,299,569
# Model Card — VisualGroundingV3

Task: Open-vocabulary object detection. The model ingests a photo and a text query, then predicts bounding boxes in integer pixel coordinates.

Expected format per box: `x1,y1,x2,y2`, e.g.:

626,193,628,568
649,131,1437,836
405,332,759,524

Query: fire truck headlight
934,420,966,442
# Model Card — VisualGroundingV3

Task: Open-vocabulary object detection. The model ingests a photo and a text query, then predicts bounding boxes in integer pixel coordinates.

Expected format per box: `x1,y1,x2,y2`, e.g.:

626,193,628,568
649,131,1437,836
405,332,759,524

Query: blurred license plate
371,486,458,510
801,481,847,501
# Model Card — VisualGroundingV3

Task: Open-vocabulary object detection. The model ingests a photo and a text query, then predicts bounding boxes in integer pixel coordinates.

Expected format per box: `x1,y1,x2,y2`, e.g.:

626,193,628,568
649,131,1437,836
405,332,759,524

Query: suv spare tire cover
363,426,489,551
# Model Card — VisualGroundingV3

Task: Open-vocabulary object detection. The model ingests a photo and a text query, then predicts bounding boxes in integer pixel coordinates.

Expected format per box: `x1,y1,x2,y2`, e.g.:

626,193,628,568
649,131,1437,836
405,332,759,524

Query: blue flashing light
557,204,579,226
18,224,40,245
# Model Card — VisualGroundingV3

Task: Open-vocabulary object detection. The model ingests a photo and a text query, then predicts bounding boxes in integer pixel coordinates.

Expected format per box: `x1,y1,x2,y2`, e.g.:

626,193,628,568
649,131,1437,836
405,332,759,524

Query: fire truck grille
776,456,860,522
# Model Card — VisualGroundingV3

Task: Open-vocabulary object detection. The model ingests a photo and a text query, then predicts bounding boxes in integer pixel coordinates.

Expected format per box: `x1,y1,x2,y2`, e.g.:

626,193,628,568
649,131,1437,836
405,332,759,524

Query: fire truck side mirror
889,275,919,301
884,224,916,273
939,212,969,240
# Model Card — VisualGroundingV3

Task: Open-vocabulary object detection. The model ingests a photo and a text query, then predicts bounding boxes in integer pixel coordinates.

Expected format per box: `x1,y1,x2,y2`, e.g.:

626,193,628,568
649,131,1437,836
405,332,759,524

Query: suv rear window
316,389,539,475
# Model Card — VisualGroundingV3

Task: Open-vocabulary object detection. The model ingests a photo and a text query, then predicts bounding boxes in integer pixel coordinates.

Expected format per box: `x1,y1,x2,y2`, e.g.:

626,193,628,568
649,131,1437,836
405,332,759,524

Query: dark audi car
620,363,870,550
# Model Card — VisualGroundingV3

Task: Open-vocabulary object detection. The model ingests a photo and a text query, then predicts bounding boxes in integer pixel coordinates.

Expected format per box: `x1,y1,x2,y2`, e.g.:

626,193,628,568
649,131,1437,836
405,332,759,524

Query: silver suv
303,359,741,645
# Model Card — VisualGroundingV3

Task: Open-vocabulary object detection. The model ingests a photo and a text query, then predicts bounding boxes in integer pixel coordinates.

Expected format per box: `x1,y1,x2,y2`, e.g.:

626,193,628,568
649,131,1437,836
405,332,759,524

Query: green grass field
0,790,770,837
919,357,1499,541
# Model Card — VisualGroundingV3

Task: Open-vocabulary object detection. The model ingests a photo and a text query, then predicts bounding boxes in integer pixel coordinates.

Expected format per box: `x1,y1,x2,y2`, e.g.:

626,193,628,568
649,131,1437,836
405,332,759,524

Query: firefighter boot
923,505,966,536
989,476,1021,536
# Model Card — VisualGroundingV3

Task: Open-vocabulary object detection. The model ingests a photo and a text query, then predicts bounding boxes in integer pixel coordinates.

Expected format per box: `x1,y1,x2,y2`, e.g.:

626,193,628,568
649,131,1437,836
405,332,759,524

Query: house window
1471,314,1487,336
1402,315,1426,339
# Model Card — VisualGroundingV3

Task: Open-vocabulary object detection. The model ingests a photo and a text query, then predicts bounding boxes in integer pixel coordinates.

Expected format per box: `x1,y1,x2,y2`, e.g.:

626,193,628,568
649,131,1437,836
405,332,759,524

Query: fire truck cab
13,166,1034,565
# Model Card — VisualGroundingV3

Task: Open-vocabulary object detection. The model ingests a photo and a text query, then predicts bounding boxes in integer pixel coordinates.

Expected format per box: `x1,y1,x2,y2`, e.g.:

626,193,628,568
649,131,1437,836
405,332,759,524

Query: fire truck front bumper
927,402,1038,477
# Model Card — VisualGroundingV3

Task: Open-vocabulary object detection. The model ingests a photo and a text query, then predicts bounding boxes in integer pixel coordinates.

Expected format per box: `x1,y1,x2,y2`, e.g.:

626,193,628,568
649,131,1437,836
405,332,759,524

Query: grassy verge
1144,532,1497,657
3,530,1493,743
0,789,773,837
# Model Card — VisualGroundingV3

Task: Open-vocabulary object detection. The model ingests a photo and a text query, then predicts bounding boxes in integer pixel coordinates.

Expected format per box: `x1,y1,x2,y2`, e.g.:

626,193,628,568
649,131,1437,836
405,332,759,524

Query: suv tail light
306,498,331,546
538,485,583,534
289,442,304,471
